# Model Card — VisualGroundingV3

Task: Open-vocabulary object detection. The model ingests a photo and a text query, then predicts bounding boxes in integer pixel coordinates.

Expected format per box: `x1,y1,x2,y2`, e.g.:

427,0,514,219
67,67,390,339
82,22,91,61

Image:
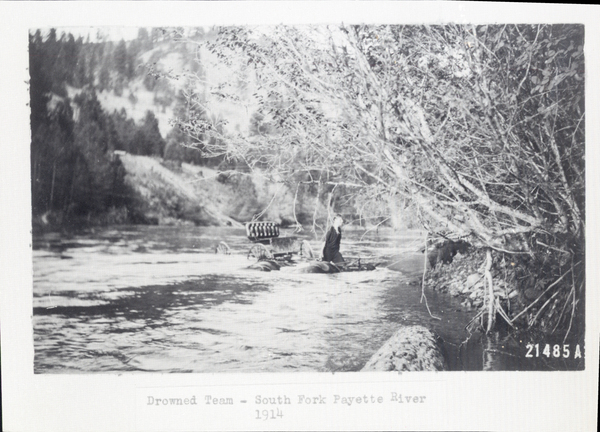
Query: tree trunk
485,249,495,333
49,161,56,211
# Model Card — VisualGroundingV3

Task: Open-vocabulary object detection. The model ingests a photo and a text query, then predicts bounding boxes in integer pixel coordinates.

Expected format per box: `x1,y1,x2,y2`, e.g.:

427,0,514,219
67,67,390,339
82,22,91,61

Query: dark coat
323,226,342,262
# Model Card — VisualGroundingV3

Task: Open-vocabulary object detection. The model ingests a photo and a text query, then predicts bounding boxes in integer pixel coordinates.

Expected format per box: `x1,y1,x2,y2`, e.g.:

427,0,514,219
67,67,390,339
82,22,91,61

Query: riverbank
32,153,312,233
422,245,572,336
424,248,520,323
426,249,507,308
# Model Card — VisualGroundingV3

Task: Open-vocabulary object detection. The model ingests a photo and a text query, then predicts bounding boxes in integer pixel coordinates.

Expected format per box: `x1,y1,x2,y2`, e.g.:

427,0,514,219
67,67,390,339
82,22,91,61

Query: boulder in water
428,240,470,268
361,325,447,371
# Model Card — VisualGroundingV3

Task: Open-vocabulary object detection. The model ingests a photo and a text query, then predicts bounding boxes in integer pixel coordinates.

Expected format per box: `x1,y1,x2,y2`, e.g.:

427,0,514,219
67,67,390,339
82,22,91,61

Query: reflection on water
33,225,488,373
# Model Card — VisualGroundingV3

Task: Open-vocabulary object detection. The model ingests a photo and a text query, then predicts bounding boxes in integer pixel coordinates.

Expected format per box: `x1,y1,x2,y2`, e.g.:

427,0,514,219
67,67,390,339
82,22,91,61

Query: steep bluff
118,153,302,227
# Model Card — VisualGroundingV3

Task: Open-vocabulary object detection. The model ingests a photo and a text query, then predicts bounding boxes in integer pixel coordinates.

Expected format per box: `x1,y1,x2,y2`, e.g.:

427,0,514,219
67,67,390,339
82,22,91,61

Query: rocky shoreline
425,249,517,311
360,248,523,371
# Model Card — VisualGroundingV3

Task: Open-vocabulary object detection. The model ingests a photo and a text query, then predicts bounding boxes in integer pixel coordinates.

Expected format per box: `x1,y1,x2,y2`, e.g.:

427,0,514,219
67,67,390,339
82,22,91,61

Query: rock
466,273,481,288
428,240,471,268
361,326,447,372
524,288,542,301
427,250,439,268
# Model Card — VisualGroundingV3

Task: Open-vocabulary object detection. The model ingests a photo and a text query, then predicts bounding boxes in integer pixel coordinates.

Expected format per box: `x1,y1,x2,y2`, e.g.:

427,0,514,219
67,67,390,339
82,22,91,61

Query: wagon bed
245,221,314,260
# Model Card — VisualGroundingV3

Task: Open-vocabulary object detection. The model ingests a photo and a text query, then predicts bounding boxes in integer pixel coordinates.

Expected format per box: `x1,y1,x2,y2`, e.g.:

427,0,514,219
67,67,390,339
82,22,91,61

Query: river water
32,225,511,373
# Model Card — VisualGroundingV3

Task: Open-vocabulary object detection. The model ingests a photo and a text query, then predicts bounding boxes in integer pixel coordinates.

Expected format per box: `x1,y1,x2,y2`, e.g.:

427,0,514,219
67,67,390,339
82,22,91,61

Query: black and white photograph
28,22,586,373
1,2,599,431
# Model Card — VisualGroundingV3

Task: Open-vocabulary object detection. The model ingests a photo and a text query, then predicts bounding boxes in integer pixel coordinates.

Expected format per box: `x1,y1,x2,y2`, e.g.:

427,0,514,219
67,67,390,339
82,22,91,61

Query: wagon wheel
247,244,273,261
299,240,315,259
215,241,231,255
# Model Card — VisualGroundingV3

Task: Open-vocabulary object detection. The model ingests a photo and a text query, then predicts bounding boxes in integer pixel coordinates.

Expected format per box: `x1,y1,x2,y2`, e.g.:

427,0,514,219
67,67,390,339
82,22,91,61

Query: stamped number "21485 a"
525,343,583,359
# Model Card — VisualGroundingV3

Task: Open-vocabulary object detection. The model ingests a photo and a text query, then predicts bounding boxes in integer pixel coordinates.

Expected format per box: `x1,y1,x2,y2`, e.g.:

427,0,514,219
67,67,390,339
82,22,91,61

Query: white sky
35,26,141,42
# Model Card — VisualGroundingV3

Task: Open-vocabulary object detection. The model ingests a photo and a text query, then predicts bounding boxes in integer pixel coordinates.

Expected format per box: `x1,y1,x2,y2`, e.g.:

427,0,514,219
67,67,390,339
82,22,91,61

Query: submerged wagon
216,221,379,273
245,221,314,261
244,221,379,273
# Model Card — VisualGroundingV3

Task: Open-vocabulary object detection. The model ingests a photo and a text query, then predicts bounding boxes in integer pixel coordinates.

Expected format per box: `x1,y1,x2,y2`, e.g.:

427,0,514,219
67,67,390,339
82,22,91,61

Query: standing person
321,214,345,264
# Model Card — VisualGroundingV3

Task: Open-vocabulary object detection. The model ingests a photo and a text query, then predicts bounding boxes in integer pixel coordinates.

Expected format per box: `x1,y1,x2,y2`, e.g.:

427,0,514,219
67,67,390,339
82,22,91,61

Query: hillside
118,153,307,228
28,27,409,232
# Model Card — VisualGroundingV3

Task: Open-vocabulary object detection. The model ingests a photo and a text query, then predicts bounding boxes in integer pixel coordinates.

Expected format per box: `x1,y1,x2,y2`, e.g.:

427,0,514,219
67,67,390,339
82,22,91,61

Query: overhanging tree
168,24,584,334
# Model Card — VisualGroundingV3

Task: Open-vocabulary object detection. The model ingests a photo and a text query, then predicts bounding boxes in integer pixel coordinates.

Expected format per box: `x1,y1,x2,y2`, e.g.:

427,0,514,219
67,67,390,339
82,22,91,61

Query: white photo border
1,2,598,431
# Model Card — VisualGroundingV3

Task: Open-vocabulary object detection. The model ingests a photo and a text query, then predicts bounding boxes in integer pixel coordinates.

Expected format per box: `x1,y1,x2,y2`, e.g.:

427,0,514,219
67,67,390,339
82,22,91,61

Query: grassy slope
119,154,239,226
118,153,307,227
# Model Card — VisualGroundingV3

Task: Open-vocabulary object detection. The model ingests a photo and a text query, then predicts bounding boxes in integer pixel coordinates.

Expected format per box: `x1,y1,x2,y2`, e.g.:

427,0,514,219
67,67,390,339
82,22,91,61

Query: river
32,225,526,373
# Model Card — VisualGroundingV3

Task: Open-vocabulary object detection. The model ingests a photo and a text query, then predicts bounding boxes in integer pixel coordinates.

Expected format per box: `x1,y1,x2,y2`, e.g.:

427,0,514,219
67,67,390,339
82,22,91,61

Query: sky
35,26,215,42
35,26,141,42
